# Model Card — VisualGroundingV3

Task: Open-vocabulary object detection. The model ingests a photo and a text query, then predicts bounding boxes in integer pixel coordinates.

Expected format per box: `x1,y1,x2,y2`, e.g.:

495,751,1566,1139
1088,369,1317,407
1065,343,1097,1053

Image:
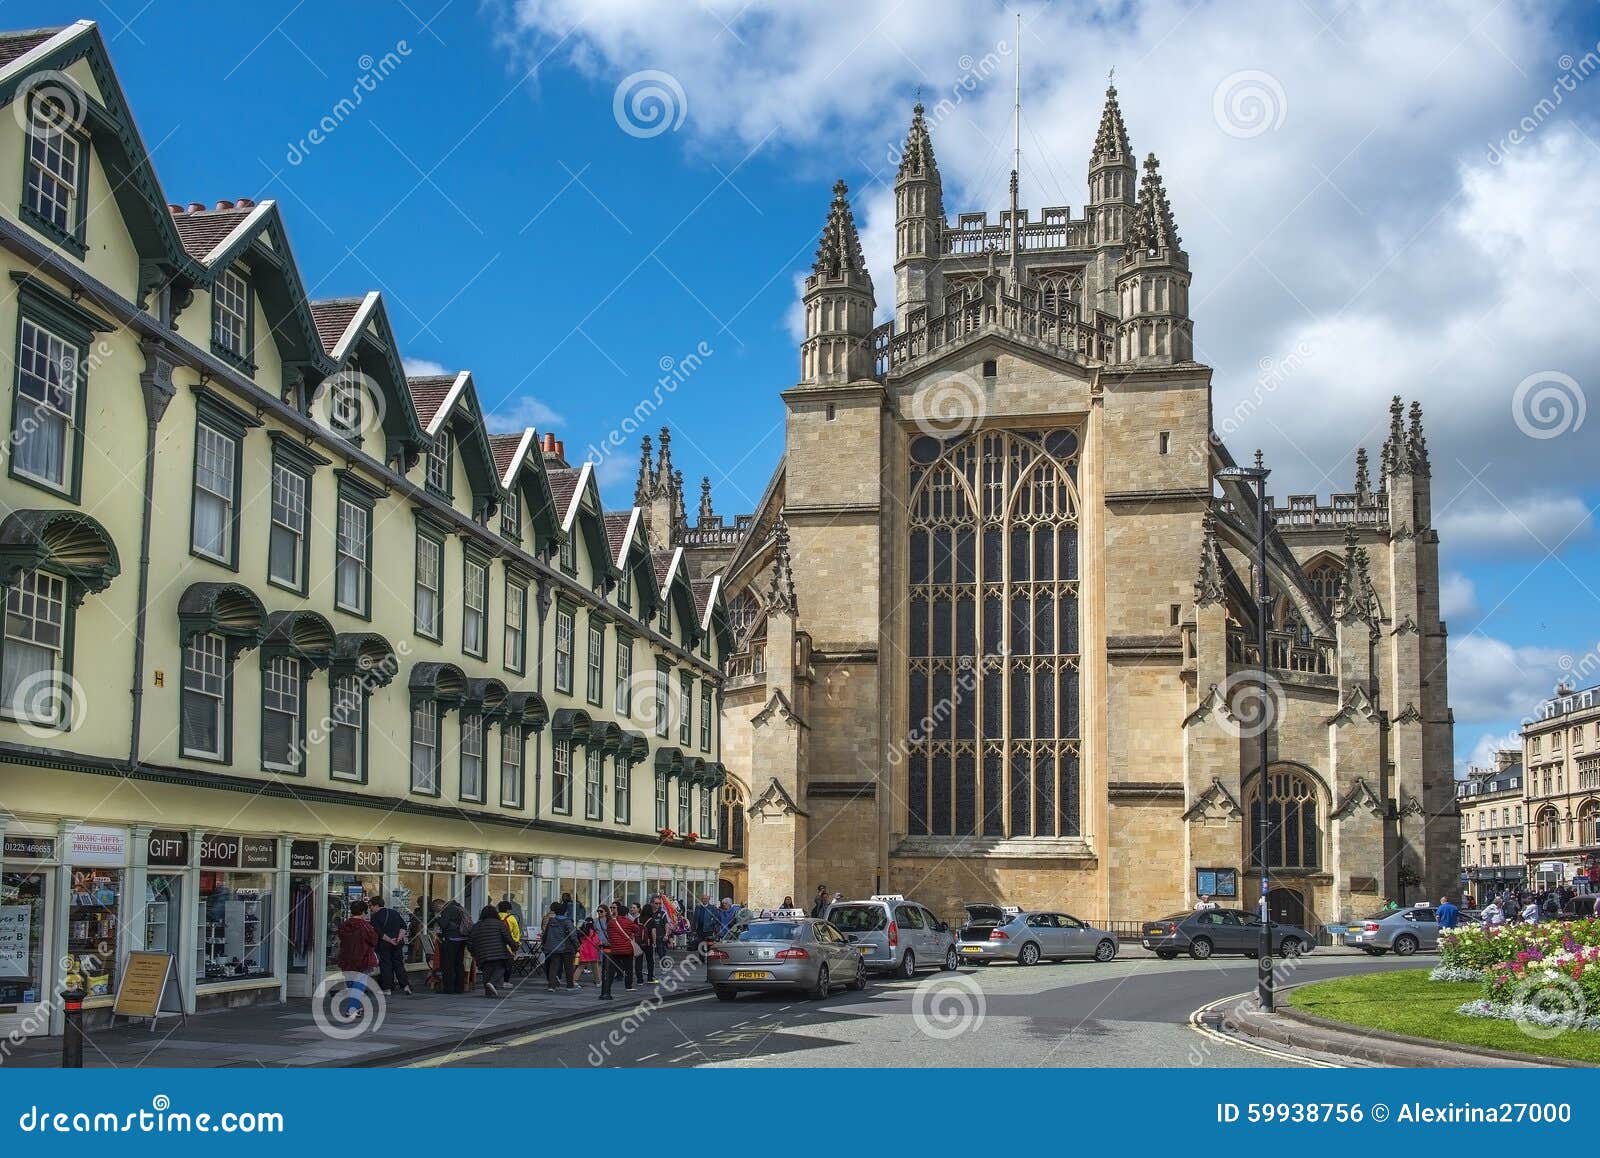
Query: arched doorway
1267,887,1306,929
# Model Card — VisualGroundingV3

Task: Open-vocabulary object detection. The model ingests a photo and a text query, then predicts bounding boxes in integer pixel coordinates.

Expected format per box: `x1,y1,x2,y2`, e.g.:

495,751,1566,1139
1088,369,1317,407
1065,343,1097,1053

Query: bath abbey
648,88,1456,929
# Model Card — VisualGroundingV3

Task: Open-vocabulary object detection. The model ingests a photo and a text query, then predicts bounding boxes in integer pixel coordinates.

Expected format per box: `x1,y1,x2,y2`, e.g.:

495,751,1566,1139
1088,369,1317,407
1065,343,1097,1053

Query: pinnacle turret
1127,153,1181,254
1407,400,1430,476
698,476,714,524
813,179,870,282
1381,395,1410,477
655,425,674,489
673,469,688,529
1354,447,1372,502
897,102,942,183
1195,508,1225,607
634,434,653,507
1091,82,1133,166
766,517,798,617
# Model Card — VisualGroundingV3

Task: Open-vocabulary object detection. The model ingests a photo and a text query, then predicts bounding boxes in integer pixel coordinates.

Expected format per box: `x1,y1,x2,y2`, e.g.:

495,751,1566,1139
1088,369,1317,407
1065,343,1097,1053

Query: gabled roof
604,511,633,564
489,433,526,482
310,298,364,357
552,462,617,583
654,547,701,644
547,468,582,527
311,292,427,462
490,429,561,553
406,373,459,432
693,574,733,656
409,369,498,512
0,28,61,68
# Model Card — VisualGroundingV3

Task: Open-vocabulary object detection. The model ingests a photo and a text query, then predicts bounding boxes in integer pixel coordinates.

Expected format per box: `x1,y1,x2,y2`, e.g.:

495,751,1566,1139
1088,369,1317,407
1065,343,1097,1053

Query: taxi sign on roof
1001,905,1023,914
752,907,808,919
870,894,905,901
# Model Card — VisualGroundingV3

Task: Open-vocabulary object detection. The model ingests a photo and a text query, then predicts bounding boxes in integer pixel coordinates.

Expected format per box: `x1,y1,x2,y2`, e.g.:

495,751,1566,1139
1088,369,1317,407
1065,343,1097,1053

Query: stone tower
1116,153,1192,366
801,180,875,385
894,104,945,328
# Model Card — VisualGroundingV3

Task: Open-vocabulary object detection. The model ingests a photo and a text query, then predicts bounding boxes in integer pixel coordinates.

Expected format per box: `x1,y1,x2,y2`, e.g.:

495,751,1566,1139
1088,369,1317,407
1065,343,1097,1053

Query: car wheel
714,986,737,1002
1156,950,1177,960
1392,934,1418,957
810,964,830,1001
943,946,960,971
1094,939,1117,962
1279,937,1304,958
898,951,916,980
1018,942,1042,967
1188,937,1213,961
851,960,869,991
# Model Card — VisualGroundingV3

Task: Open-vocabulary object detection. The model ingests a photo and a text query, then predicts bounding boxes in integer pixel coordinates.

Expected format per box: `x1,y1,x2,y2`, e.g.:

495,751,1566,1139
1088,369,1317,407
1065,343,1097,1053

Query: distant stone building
1523,684,1600,890
1456,750,1525,902
663,90,1459,925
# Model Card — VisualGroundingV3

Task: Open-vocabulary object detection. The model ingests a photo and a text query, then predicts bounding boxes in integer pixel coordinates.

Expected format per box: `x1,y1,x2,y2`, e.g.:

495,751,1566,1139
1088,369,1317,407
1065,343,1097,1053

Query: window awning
703,761,728,789
177,581,266,655
261,609,336,669
551,706,593,746
330,632,399,687
409,661,465,709
683,755,706,785
462,676,508,715
594,720,624,756
654,746,685,777
0,509,121,602
502,692,549,731
622,729,650,764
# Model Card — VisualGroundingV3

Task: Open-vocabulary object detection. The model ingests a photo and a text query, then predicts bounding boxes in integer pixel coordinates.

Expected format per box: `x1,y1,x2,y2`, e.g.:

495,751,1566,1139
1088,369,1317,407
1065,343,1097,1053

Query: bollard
60,983,86,1069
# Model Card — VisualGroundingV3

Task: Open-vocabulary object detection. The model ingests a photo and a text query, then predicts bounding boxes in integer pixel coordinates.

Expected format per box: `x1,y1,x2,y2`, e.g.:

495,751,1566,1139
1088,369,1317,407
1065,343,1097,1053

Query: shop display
196,872,273,982
66,868,120,996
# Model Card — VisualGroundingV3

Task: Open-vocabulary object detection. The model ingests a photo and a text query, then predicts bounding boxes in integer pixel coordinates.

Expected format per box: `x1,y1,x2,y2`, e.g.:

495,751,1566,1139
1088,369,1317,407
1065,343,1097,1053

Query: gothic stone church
645,89,1457,928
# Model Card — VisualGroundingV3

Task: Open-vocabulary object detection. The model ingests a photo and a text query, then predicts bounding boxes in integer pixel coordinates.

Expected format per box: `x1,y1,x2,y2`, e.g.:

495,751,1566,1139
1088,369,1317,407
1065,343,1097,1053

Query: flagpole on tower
1008,10,1021,288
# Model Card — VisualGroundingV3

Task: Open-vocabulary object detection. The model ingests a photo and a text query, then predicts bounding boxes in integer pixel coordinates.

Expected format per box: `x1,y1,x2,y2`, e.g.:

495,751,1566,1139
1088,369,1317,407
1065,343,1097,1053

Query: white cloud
1447,633,1567,724
1439,570,1478,622
487,395,565,433
1435,493,1594,556
401,357,448,377
1456,729,1523,777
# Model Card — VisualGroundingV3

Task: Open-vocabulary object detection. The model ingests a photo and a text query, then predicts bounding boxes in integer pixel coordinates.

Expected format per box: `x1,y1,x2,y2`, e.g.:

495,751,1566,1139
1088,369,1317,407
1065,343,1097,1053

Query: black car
1142,908,1313,960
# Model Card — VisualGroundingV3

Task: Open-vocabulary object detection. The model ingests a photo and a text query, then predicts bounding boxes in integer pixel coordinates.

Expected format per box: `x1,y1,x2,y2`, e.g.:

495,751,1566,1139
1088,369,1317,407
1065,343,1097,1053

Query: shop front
62,825,129,1025
194,832,279,1008
487,854,535,930
285,840,321,998
396,847,458,972
1,830,58,1039
325,842,385,977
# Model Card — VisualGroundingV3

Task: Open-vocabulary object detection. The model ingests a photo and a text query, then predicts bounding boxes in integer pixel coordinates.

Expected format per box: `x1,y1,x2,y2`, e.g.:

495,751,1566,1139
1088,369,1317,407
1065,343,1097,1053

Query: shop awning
702,761,728,789
330,631,399,687
0,509,120,600
177,581,266,655
409,661,466,708
551,706,593,746
503,691,549,732
261,609,336,669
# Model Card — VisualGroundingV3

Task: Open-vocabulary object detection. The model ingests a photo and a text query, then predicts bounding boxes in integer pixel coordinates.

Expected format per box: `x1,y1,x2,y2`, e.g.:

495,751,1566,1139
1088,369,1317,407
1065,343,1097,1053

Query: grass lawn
1286,969,1600,1065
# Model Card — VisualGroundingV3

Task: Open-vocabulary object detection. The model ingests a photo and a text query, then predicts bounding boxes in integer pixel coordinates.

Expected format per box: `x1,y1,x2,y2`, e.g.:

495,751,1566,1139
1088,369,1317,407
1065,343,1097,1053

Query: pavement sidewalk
1,968,710,1069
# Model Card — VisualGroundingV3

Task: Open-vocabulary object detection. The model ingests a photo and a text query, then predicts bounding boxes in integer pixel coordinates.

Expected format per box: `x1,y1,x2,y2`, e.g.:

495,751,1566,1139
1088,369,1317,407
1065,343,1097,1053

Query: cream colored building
1455,750,1525,901
669,95,1458,928
1523,684,1600,890
0,22,729,1037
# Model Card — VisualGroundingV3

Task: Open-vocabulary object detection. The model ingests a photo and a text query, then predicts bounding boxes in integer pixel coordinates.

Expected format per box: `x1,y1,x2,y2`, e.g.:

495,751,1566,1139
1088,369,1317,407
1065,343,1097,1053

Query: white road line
405,993,717,1067
1188,993,1341,1068
668,1053,694,1063
636,1052,658,1061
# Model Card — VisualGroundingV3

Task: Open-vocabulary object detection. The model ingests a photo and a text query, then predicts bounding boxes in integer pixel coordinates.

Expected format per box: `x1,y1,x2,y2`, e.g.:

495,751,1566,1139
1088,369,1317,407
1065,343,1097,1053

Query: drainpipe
129,340,177,768
533,576,551,820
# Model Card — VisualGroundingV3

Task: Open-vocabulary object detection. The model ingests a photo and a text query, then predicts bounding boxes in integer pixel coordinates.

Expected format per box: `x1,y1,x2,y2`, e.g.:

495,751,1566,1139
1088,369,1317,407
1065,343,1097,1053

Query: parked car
1343,905,1444,955
824,895,959,976
957,902,1020,943
706,914,868,1000
1559,895,1598,921
1142,909,1313,960
959,910,1119,965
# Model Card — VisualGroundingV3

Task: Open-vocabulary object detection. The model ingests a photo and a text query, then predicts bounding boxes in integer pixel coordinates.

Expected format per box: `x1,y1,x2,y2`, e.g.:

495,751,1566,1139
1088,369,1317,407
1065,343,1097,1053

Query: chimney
235,197,255,208
187,202,205,212
1495,749,1520,771
168,203,183,215
541,432,567,469
215,199,235,211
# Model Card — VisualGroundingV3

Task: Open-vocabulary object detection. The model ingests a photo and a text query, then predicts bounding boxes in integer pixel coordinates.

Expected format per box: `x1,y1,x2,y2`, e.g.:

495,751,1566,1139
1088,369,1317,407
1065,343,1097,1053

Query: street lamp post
1219,453,1274,1012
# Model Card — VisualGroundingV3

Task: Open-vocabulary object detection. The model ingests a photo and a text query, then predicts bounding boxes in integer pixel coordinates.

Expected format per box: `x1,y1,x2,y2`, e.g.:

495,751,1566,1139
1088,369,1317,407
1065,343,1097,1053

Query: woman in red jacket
335,899,379,1019
599,902,641,1001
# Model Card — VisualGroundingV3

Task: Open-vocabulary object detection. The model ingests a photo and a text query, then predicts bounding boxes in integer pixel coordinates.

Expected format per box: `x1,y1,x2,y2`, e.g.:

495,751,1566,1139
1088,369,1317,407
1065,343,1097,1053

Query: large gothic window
1247,767,1321,869
906,428,1081,839
1305,557,1344,615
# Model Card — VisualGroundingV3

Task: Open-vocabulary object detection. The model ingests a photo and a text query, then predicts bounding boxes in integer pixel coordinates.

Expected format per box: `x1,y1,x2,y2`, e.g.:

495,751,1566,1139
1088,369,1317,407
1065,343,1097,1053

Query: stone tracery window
1247,767,1321,869
906,428,1081,839
1305,557,1344,615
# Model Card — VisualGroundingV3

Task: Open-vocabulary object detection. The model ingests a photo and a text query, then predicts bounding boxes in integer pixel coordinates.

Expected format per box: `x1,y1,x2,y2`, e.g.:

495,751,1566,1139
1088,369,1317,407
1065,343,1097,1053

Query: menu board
112,951,183,1022
0,905,30,978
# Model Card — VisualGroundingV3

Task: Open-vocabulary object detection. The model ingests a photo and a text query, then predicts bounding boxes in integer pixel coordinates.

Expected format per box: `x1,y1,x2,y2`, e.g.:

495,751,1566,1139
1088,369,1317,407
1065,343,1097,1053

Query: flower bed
1444,919,1600,1034
1438,918,1600,973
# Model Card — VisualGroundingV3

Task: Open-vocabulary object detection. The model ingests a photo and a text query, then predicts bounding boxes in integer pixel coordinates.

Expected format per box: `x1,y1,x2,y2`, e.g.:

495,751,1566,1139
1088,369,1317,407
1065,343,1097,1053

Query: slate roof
405,374,455,430
308,298,363,356
0,28,62,68
546,469,581,521
171,206,253,262
488,434,523,480
604,512,632,561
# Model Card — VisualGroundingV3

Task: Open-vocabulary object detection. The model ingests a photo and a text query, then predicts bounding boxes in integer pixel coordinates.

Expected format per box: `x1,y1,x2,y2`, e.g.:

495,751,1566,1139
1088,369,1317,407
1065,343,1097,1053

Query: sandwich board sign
112,951,185,1030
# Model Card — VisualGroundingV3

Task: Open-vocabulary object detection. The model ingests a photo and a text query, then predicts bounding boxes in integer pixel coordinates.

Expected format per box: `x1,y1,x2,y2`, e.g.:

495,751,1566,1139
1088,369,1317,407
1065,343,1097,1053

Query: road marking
1188,993,1341,1068
636,1052,658,1061
405,993,717,1067
668,1053,694,1063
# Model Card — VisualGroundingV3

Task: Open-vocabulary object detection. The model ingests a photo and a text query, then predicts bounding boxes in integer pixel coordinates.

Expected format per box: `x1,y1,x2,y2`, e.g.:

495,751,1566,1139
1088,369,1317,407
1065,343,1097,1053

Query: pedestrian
562,890,585,922
637,900,664,984
1481,900,1505,927
693,893,719,948
467,904,516,998
335,898,379,1018
1194,894,1218,911
715,897,738,937
497,900,523,948
575,918,602,987
1436,894,1459,930
1521,897,1541,924
1543,893,1561,919
432,896,471,993
811,885,829,918
600,901,642,1001
369,895,412,996
541,901,577,991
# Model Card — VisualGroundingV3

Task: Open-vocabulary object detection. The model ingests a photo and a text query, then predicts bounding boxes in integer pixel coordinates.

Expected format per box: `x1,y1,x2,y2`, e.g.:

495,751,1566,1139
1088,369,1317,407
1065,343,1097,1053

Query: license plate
1347,926,1362,933
732,970,770,981
1145,930,1166,937
961,945,984,954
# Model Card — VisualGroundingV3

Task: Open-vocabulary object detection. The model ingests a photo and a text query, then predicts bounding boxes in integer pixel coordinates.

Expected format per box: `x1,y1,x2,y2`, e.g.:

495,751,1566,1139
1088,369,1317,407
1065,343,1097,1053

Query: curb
337,982,715,1068
1223,1002,1594,1069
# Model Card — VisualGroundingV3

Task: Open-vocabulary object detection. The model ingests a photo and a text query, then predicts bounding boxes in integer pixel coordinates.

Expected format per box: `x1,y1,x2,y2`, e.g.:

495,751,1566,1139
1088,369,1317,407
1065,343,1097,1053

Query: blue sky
18,1,1600,770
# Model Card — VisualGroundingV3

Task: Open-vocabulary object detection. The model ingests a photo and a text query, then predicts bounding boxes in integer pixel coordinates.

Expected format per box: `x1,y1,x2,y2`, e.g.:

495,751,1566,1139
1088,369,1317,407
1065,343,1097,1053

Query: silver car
1344,905,1448,955
959,910,1120,965
706,915,868,1000
824,895,960,977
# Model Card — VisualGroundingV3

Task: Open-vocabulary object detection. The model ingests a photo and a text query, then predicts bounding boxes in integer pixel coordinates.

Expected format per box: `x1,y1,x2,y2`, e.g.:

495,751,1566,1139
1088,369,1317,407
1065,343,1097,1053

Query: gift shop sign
66,826,127,867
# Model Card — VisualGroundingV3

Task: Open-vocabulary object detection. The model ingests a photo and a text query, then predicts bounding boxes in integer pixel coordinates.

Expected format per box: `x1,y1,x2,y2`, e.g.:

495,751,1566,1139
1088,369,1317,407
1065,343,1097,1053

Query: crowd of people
1465,884,1584,927
331,890,761,1014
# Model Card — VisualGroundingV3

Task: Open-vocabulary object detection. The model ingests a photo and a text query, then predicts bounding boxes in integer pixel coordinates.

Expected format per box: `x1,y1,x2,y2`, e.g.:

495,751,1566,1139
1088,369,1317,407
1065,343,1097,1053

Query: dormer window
618,569,631,610
212,267,252,366
425,432,452,495
22,94,86,254
559,535,576,574
500,489,520,540
330,374,362,440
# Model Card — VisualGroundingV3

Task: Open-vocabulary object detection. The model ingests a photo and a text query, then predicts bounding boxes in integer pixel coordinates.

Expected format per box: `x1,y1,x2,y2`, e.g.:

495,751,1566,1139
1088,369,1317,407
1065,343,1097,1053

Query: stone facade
1522,686,1600,889
671,93,1459,926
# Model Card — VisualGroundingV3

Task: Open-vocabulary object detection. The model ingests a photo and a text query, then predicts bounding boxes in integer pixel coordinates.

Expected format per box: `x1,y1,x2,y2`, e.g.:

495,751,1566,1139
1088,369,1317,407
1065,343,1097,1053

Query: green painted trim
331,484,374,621
189,409,245,572
258,651,309,776
10,273,112,336
413,524,446,642
208,263,257,375
502,577,528,676
584,615,606,708
327,674,370,785
178,643,235,766
408,699,443,798
7,288,91,503
15,94,90,258
265,446,314,597
552,603,576,694
0,567,78,734
460,554,488,661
